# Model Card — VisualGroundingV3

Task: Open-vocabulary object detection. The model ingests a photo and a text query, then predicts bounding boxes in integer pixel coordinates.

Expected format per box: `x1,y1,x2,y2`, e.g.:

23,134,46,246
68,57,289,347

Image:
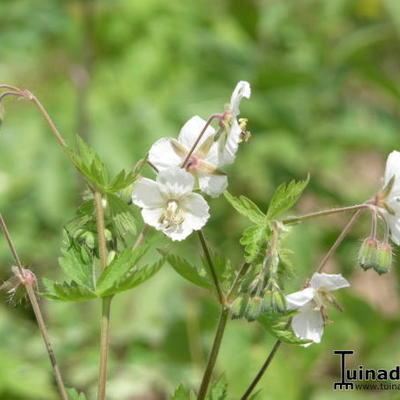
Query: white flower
218,81,251,166
132,167,210,241
285,273,350,347
382,151,400,245
148,116,227,198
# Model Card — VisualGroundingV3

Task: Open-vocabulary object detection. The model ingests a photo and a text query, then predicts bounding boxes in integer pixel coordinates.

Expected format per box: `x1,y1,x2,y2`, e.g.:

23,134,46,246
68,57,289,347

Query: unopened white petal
218,118,241,166
132,178,164,209
286,287,315,310
148,137,183,171
181,192,210,230
230,81,251,116
198,173,228,198
310,273,350,292
291,307,324,347
157,167,195,198
178,116,216,150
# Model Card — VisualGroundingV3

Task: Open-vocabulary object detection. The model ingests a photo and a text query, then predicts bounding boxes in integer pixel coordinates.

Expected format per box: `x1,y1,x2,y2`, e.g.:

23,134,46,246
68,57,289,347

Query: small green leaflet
107,169,137,193
206,375,227,400
201,251,234,289
266,175,310,219
240,224,272,263
66,388,87,400
58,231,94,289
167,254,213,289
107,193,137,237
171,385,196,400
258,312,312,345
96,245,149,296
223,192,265,224
42,279,97,302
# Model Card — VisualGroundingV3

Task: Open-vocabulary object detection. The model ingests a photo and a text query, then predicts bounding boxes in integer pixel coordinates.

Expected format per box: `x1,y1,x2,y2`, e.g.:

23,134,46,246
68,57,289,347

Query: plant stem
239,210,364,399
0,214,69,400
133,225,149,250
197,230,225,305
281,203,368,225
197,307,230,400
240,339,282,400
93,190,112,400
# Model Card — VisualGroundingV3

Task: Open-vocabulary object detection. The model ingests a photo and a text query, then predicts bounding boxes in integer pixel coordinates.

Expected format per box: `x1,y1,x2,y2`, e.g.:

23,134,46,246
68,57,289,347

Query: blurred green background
1,0,400,399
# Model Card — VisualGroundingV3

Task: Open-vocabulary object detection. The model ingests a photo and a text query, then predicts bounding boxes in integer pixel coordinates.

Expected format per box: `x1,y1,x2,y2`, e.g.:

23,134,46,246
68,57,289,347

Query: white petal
157,167,195,198
310,273,350,292
285,287,315,310
141,207,164,228
198,173,228,198
181,192,210,230
148,137,183,171
384,151,400,188
230,81,251,117
218,118,241,166
178,116,216,150
291,307,324,347
386,214,400,245
163,223,193,241
132,178,164,209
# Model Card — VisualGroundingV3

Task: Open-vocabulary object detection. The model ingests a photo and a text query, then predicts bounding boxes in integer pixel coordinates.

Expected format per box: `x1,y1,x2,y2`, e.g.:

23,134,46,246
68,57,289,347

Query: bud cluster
358,237,392,275
231,250,286,322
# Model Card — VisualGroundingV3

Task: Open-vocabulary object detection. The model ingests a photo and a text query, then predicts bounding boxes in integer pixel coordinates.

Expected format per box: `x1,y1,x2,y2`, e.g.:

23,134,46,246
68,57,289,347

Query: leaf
240,224,272,263
168,254,213,289
96,245,148,296
103,256,166,296
66,388,87,400
41,279,97,302
224,191,265,224
107,169,137,193
266,175,310,219
201,251,234,288
258,313,312,345
107,193,137,237
172,385,191,400
206,375,227,400
58,231,94,288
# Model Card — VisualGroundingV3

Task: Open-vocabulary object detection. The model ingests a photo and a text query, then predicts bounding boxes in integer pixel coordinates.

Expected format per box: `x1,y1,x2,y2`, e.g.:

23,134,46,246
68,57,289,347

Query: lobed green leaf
224,191,265,224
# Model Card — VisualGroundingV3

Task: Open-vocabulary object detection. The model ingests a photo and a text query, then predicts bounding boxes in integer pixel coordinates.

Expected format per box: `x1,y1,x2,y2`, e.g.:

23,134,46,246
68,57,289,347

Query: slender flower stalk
0,214,69,400
239,210,364,399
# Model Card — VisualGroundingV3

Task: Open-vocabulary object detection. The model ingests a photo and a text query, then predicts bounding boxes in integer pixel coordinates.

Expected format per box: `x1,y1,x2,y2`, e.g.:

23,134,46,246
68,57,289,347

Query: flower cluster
132,81,251,241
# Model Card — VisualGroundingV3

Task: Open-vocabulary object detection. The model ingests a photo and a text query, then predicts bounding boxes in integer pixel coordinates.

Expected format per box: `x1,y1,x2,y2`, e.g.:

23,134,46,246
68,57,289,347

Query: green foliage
171,385,196,400
201,251,234,289
58,231,94,288
223,192,265,224
206,375,228,400
266,176,310,220
66,388,87,400
258,312,312,345
167,254,213,289
240,224,272,263
42,279,97,302
106,193,137,238
95,245,149,296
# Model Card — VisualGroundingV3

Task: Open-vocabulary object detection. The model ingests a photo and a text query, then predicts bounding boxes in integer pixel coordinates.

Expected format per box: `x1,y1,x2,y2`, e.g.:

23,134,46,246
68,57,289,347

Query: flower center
159,200,185,228
186,154,201,171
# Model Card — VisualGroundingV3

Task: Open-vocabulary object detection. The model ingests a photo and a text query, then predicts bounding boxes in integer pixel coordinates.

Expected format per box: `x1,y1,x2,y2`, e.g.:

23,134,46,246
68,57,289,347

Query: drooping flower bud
244,296,264,322
374,242,392,275
263,288,286,314
358,237,378,271
1,266,37,304
230,295,248,320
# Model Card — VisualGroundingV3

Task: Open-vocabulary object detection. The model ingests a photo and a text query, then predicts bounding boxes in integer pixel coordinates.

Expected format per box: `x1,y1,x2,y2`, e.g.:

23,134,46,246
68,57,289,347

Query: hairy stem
197,307,230,400
281,203,368,225
93,190,112,400
240,210,364,398
197,230,225,305
0,214,69,400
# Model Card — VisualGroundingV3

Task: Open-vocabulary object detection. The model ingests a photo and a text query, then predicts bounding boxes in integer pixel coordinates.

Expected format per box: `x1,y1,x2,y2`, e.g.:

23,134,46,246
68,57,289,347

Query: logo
333,350,400,391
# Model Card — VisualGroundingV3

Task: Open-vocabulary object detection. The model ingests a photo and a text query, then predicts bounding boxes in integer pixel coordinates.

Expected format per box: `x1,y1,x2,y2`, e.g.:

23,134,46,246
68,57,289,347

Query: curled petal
310,273,350,292
230,81,251,117
218,118,241,166
198,173,228,198
286,287,315,310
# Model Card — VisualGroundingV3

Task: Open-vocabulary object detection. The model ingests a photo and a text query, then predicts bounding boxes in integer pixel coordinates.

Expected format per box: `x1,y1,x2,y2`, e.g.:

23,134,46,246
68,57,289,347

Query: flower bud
244,296,264,322
358,237,378,271
230,295,248,320
374,242,392,275
263,288,286,314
